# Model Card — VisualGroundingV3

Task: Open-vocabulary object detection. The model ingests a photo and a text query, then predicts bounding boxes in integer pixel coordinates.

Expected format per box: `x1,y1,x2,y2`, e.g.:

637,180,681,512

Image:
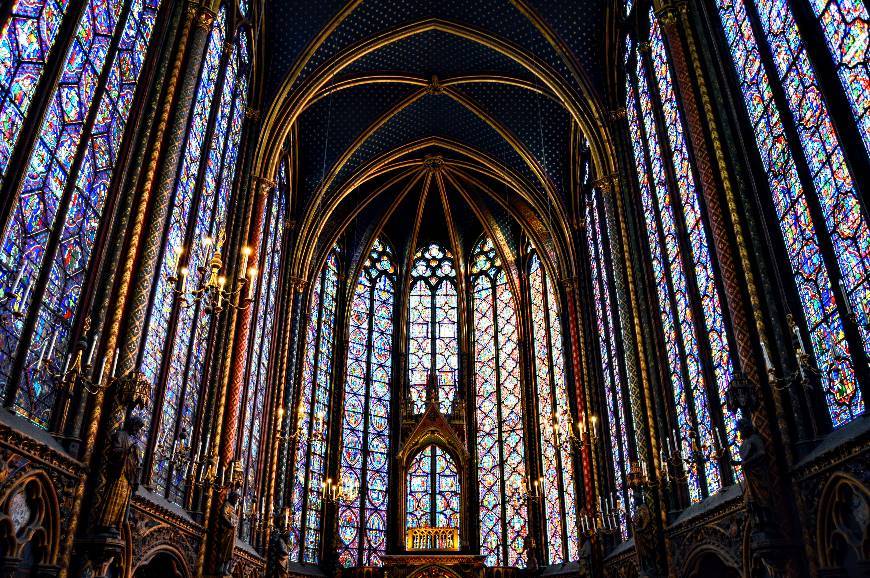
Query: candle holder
321,477,360,505
580,491,624,536
167,235,256,315
509,476,545,509
544,410,599,454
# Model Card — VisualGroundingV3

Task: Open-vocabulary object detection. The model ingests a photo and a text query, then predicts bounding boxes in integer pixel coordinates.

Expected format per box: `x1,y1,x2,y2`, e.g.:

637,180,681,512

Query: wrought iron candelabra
321,476,360,505
168,233,257,314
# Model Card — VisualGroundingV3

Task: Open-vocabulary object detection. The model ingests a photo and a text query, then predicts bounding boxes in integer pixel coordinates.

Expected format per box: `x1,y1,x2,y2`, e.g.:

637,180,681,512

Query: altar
380,553,485,578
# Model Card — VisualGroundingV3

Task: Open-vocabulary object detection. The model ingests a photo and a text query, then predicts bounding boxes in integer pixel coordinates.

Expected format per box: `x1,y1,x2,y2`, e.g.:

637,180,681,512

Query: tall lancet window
289,248,340,564
408,243,458,415
585,190,630,539
138,6,251,503
714,0,867,426
471,237,527,567
807,1,869,152
529,253,579,564
238,161,287,541
0,1,73,175
337,239,395,568
625,11,738,502
0,0,163,427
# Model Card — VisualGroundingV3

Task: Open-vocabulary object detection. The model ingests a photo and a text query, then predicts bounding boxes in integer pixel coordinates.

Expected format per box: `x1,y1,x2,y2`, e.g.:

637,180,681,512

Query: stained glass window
289,248,340,564
405,444,461,531
807,0,869,154
337,239,394,568
0,0,73,176
138,12,253,503
626,19,738,500
714,0,866,425
585,191,630,539
0,0,163,427
471,237,527,567
408,243,458,415
529,253,579,563
239,161,287,539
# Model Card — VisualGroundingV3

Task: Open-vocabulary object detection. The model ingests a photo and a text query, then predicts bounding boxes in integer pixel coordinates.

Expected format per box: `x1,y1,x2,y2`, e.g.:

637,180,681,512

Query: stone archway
817,474,870,577
132,550,187,578
684,548,741,578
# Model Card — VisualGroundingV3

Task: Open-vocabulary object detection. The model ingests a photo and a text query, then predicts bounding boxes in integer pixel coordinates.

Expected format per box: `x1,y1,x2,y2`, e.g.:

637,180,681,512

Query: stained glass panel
337,239,394,568
240,163,287,519
0,0,72,176
151,23,249,502
471,238,527,567
586,192,630,539
807,1,869,154
405,444,460,531
408,243,457,415
648,11,738,472
0,0,162,426
529,253,579,563
715,0,864,425
290,249,339,564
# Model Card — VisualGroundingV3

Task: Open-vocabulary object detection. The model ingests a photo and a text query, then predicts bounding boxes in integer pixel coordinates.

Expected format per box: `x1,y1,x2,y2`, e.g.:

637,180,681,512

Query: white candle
760,339,773,372
111,348,119,377
248,268,257,300
179,267,188,293
63,353,71,374
87,337,97,367
240,247,250,278
37,338,47,366
46,331,57,362
11,267,24,296
19,278,32,311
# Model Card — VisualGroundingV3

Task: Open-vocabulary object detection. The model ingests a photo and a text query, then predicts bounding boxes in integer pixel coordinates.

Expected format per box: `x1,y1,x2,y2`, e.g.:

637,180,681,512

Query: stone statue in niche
94,415,144,537
734,417,775,534
214,489,240,576
631,489,660,578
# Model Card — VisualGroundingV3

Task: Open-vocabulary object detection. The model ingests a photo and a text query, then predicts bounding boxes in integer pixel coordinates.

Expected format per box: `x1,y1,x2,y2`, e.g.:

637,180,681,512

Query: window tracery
529,252,579,563
289,248,340,564
714,0,866,426
408,243,458,415
337,239,394,567
0,0,163,427
471,237,527,567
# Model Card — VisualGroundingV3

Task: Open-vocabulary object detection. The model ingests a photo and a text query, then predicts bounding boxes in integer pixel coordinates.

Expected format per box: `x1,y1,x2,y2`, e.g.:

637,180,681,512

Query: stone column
220,176,273,467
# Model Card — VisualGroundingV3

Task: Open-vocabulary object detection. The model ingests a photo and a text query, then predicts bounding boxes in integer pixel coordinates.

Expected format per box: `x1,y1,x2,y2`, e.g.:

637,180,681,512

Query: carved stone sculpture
735,417,774,534
214,490,239,576
94,416,144,537
631,490,659,578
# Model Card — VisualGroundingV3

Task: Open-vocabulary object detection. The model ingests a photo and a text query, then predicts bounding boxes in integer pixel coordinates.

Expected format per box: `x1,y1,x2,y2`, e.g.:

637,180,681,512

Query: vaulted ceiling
258,1,616,280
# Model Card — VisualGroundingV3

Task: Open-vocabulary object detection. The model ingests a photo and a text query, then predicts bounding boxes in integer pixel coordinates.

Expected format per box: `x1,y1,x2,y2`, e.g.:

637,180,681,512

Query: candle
98,355,107,381
63,353,72,374
111,348,119,377
756,341,770,374
37,338,47,367
217,276,226,308
240,246,251,278
87,336,97,367
248,267,257,300
46,331,57,362
11,267,24,296
172,246,183,277
19,278,32,311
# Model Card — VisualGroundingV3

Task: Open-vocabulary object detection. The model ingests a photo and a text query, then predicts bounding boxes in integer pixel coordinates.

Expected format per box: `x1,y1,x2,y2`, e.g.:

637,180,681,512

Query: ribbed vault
257,1,615,282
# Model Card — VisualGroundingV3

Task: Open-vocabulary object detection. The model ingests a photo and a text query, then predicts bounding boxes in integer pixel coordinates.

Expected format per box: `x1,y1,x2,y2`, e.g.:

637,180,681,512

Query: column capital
193,6,216,30
607,107,627,123
591,173,619,193
252,175,277,195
